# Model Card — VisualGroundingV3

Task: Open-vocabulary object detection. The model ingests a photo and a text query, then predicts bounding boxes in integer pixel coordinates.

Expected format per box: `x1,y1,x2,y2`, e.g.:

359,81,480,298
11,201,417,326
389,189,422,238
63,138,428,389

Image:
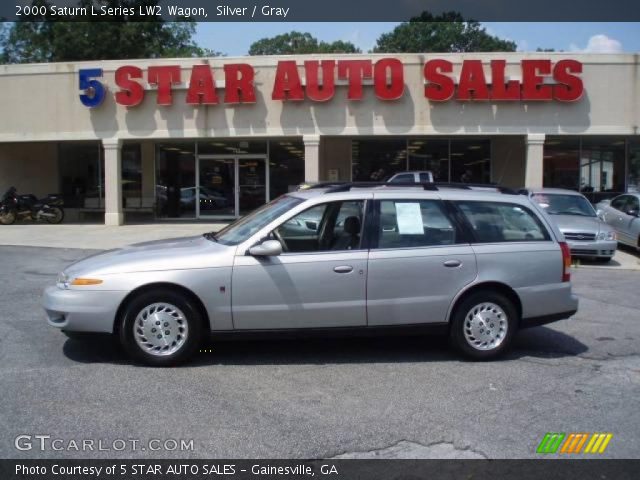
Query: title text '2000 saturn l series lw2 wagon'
43,183,578,366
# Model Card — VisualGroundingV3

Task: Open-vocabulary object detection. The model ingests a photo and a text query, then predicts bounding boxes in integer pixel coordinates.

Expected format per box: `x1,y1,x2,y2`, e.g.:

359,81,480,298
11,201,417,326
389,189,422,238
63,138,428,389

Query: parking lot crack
328,439,488,459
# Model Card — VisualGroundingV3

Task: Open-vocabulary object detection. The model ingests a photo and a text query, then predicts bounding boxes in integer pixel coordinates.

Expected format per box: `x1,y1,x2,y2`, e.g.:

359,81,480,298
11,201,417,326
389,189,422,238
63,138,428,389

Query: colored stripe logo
537,432,613,454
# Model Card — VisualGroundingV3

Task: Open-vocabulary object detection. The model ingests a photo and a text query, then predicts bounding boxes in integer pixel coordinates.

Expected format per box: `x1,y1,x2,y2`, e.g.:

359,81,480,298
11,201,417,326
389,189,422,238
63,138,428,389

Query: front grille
564,232,596,241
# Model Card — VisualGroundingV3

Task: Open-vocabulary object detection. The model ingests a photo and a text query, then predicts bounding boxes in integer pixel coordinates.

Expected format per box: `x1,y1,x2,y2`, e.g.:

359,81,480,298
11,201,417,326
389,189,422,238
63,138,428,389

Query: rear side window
419,173,433,183
376,200,457,248
456,201,550,243
389,173,415,183
611,195,628,211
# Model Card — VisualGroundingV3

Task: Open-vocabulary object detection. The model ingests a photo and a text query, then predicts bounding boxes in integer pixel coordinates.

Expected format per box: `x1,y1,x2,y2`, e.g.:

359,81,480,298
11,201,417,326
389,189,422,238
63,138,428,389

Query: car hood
65,235,234,276
550,214,607,234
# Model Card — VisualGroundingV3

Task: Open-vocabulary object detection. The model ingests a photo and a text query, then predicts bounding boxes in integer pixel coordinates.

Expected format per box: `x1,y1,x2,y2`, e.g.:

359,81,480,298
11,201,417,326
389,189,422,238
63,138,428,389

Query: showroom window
352,138,492,183
352,139,407,181
121,143,143,208
450,139,491,184
268,139,304,199
627,140,640,193
543,138,580,191
155,143,196,218
58,142,103,208
408,139,449,182
544,136,629,202
580,137,626,202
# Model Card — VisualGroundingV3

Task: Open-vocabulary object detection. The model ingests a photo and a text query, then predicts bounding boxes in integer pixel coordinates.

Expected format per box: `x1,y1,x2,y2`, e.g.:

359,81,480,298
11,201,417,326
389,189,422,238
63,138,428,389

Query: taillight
559,241,571,282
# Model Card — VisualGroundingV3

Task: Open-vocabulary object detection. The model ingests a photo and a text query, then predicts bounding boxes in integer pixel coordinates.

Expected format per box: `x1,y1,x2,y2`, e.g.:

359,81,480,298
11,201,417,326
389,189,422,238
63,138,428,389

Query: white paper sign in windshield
395,202,424,234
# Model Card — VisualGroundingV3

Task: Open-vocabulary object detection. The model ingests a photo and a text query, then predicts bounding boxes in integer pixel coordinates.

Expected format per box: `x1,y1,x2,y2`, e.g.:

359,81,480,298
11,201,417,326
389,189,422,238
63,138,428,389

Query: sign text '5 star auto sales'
78,58,584,108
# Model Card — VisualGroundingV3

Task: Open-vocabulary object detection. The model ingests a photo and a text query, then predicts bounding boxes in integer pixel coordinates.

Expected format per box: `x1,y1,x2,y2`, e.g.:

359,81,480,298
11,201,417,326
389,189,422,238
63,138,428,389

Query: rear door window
376,200,458,248
456,201,550,243
389,173,415,184
611,195,629,211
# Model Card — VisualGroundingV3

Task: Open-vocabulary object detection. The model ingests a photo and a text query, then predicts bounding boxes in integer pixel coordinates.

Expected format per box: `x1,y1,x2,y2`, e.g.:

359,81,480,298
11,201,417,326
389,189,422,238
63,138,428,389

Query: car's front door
366,197,477,326
231,198,369,330
618,195,640,245
607,195,634,245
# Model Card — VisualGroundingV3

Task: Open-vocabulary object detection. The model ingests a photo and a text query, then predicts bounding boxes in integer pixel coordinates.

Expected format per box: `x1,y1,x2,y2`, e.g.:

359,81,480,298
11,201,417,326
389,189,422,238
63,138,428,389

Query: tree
249,31,360,55
0,0,221,64
372,11,516,53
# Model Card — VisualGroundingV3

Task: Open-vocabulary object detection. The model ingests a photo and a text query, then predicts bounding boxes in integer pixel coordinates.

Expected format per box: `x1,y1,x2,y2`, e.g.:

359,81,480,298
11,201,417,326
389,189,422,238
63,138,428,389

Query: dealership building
0,52,638,225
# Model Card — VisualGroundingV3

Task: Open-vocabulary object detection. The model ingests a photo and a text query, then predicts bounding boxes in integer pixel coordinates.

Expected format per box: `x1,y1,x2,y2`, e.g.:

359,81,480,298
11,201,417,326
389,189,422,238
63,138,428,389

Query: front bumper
42,286,128,333
566,239,617,258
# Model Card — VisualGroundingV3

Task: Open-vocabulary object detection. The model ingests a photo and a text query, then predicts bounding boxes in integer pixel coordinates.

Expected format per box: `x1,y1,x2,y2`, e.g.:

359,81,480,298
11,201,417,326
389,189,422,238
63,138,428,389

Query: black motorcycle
0,187,65,225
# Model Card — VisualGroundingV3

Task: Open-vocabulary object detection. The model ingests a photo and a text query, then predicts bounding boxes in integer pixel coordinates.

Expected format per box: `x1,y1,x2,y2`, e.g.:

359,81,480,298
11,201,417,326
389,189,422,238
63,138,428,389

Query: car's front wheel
450,291,517,360
120,288,203,366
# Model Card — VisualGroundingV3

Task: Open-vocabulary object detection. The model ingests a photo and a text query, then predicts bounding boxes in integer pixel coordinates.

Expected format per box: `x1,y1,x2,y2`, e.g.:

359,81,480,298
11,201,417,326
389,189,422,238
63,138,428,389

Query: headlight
598,231,616,241
56,272,70,289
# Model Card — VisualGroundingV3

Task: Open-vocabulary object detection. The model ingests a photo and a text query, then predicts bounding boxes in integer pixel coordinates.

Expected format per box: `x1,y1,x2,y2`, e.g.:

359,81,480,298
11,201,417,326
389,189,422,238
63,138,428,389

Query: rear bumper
42,285,127,333
521,308,578,328
567,239,617,258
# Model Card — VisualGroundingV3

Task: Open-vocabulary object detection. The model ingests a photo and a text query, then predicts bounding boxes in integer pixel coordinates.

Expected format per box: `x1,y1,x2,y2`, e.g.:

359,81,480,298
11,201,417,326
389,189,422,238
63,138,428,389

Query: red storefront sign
79,58,584,108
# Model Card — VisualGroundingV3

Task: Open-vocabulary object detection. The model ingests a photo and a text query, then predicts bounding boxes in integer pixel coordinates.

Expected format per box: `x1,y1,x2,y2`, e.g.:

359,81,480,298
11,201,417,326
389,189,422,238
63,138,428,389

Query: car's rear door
366,193,477,326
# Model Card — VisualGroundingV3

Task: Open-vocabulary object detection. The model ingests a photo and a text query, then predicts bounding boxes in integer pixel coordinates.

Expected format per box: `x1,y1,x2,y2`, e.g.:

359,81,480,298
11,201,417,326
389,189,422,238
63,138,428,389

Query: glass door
238,158,267,216
197,157,235,217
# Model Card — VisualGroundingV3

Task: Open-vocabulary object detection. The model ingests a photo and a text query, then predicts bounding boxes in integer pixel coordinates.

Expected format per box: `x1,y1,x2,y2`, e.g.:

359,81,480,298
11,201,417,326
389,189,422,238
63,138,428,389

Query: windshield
532,193,596,217
205,195,304,246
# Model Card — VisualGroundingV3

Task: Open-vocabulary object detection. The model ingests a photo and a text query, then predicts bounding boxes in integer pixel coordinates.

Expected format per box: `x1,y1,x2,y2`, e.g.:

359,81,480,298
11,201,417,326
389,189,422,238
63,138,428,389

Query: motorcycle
0,187,65,225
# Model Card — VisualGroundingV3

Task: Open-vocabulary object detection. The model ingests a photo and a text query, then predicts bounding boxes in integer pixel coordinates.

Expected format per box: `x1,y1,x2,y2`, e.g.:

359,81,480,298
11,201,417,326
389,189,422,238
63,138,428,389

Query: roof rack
434,182,519,195
304,181,438,193
300,181,517,194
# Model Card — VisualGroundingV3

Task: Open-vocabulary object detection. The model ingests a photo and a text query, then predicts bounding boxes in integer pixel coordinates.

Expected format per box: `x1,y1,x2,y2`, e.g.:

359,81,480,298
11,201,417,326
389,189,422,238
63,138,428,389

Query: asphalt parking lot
0,245,639,459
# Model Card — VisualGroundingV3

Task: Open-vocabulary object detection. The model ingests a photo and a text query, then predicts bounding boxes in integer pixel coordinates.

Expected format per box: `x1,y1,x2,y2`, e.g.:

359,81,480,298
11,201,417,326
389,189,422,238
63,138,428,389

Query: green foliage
372,11,517,53
0,0,220,64
249,31,360,55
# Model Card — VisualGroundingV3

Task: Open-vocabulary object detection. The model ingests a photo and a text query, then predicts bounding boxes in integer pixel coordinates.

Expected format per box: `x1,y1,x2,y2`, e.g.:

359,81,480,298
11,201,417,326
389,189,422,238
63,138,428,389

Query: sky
195,22,640,57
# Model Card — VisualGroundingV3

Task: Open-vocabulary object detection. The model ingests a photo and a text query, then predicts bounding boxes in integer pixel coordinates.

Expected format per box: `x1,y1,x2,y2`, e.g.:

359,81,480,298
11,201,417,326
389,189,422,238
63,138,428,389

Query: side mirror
249,239,282,257
305,220,318,231
626,209,639,217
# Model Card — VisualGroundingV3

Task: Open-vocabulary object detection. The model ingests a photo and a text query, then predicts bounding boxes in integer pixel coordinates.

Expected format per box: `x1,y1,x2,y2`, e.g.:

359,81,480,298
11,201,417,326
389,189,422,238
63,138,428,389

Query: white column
103,139,123,226
303,135,321,183
525,134,546,188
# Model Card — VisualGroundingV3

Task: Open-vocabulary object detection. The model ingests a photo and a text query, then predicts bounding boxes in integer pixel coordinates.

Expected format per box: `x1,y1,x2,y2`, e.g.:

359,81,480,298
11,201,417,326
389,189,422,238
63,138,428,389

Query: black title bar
1,459,640,480
3,0,640,22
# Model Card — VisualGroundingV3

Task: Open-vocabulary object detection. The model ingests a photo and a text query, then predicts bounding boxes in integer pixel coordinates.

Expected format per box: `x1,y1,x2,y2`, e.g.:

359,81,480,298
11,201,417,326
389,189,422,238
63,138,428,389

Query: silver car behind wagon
525,188,617,262
44,183,578,366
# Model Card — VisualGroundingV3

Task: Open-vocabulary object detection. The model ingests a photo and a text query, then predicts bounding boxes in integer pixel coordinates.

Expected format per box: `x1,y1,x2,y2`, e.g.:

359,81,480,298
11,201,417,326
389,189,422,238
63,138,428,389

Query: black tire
45,207,64,224
119,288,204,367
0,209,16,225
450,291,518,360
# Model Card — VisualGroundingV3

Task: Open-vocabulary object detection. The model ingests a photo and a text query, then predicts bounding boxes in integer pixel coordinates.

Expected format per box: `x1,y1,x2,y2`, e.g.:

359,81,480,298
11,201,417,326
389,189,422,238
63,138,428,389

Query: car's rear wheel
450,291,517,360
120,289,203,366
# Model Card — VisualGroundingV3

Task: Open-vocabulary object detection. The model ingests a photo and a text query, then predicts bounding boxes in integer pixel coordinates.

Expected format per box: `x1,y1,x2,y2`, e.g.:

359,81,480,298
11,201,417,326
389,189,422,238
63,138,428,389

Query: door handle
443,259,462,268
333,265,353,273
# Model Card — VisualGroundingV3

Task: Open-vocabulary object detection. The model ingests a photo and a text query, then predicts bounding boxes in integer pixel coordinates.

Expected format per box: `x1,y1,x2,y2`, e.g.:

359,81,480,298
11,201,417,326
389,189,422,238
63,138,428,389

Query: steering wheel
273,228,289,252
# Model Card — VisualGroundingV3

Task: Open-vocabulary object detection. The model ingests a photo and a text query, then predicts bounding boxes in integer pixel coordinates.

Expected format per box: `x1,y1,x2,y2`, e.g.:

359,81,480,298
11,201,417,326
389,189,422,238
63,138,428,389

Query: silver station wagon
43,183,578,366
